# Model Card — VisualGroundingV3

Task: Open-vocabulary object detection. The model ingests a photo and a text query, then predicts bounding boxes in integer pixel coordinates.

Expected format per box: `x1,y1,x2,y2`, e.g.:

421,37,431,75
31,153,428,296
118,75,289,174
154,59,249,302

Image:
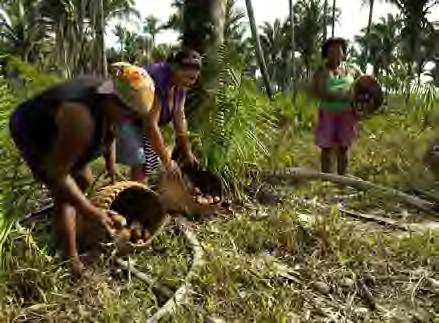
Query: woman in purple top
116,49,202,182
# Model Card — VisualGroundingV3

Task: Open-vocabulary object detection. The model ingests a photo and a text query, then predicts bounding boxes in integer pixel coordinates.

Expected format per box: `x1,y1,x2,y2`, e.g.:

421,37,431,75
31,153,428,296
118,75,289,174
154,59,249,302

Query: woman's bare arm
172,95,193,158
45,103,100,217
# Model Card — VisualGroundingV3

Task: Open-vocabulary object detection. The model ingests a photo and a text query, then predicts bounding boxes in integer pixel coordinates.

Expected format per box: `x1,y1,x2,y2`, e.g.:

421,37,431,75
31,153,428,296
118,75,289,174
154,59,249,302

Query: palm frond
190,44,278,197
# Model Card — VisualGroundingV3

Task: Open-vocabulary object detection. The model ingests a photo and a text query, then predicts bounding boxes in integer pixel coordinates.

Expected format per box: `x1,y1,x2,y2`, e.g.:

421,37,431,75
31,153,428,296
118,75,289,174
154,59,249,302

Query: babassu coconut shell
131,227,143,241
353,75,383,117
205,195,214,205
119,228,131,241
196,196,209,205
112,214,127,229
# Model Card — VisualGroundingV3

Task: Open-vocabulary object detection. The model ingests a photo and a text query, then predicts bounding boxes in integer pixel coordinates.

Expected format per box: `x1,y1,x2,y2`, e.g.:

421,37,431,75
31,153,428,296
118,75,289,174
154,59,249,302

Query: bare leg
53,201,83,275
130,165,148,183
52,165,93,275
321,148,333,173
337,146,349,175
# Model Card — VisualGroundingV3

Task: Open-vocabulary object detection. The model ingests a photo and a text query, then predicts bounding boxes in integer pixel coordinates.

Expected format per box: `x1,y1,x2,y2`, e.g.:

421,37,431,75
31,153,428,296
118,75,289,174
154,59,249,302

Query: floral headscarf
99,62,155,118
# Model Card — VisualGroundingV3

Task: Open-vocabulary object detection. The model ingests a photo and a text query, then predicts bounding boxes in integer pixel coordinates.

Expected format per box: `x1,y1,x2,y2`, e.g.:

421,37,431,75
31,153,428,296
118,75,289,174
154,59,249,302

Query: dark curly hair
321,37,348,59
167,48,202,70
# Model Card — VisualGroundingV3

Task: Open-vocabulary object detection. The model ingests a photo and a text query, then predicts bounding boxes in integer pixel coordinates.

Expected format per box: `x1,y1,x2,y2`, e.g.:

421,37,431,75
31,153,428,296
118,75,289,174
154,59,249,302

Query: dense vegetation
0,0,438,321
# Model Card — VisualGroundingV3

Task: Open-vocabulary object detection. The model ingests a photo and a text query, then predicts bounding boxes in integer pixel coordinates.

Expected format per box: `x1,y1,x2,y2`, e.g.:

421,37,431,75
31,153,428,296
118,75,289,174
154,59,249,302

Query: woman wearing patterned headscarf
115,49,202,183
9,63,154,274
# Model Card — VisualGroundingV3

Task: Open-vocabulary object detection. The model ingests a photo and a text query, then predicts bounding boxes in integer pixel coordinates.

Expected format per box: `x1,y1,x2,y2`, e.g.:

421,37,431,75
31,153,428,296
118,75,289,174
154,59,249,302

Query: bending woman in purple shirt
116,49,202,182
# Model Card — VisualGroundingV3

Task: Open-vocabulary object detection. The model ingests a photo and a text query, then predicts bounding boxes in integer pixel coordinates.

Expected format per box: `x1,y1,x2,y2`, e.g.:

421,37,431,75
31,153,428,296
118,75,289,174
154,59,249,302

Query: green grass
0,91,438,322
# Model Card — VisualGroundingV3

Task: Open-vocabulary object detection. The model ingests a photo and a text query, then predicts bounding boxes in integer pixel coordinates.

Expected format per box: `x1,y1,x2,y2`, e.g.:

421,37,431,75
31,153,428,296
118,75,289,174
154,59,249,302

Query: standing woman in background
313,38,362,175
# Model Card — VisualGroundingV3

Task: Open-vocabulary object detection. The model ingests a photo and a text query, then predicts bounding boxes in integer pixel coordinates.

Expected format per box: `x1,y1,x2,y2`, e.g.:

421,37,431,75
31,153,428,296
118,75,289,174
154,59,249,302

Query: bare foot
68,257,85,276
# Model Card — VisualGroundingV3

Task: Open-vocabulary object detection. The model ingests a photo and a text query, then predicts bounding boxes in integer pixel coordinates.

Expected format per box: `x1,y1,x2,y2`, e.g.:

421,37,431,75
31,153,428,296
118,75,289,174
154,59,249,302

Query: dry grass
1,97,439,322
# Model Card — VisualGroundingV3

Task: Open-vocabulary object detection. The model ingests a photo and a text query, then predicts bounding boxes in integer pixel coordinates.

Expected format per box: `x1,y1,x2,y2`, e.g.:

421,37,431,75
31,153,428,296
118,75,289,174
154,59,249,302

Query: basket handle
88,170,127,195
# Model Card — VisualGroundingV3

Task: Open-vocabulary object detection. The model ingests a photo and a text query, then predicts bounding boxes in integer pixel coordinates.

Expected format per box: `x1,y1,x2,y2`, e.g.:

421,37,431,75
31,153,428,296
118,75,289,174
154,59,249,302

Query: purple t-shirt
144,62,186,126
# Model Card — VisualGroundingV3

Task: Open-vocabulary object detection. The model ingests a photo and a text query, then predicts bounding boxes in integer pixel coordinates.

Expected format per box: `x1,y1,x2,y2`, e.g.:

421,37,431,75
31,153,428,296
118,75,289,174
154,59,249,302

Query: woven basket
353,75,383,117
157,170,221,217
78,181,168,253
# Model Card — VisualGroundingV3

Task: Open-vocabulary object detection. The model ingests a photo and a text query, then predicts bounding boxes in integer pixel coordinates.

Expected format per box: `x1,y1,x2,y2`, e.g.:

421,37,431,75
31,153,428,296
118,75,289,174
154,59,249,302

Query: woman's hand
164,159,183,180
182,150,199,168
84,206,114,237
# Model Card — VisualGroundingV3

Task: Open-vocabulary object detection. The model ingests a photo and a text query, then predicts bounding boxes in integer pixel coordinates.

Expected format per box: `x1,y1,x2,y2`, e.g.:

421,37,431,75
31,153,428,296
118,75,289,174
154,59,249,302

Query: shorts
116,122,160,174
9,107,49,183
315,109,357,149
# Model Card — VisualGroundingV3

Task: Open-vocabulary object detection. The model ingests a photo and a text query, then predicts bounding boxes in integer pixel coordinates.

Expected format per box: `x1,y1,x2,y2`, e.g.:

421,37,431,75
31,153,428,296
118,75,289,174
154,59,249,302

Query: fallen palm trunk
268,167,436,213
293,196,439,234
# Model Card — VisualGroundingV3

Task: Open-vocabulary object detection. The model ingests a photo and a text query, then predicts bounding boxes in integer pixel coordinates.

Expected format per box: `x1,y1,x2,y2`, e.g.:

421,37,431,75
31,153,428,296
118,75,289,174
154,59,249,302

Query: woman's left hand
183,151,199,168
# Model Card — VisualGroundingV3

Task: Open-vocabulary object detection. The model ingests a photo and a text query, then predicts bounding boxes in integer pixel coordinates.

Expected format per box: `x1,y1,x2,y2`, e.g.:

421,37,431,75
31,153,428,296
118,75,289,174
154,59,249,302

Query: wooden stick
268,167,436,213
115,258,173,298
338,208,409,231
358,279,377,310
147,216,204,323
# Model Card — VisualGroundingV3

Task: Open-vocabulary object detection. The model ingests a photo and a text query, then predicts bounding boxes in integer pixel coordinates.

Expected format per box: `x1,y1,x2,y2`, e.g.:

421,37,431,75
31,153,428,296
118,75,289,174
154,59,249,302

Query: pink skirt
315,109,358,148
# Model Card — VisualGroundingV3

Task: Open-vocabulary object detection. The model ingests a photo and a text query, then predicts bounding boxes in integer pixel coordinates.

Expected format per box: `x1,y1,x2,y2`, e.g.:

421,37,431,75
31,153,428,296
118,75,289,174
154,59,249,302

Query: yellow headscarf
108,62,155,117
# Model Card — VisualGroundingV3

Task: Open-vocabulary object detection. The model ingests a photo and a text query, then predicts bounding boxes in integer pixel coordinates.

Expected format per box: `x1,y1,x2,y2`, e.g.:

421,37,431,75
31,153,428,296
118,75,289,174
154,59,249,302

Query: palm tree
114,24,127,59
95,0,107,76
123,31,141,63
331,0,336,37
92,0,139,76
223,0,245,46
363,0,391,66
143,15,163,48
426,57,439,87
169,0,226,54
102,0,139,22
415,27,438,84
245,0,272,98
293,0,335,77
323,0,328,40
36,0,139,76
0,0,46,62
356,13,402,77
289,0,296,96
388,0,437,78
259,19,301,91
365,0,375,64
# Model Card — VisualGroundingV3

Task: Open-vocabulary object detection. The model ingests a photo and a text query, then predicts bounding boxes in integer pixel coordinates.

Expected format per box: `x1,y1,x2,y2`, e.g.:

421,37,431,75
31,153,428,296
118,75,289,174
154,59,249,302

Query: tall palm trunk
245,0,273,98
289,0,296,98
331,0,336,37
96,0,107,77
323,0,328,41
365,0,374,68
182,0,225,54
181,0,227,116
120,37,125,60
